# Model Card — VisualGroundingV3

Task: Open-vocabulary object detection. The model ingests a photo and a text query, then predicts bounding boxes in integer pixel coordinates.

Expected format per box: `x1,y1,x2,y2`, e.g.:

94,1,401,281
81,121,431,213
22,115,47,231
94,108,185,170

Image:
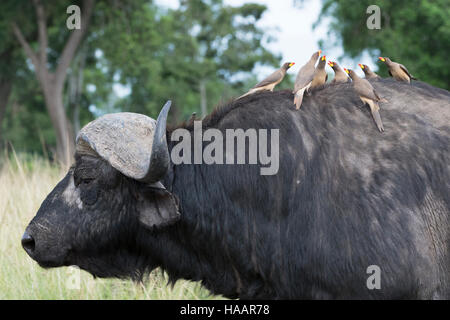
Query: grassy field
0,152,222,300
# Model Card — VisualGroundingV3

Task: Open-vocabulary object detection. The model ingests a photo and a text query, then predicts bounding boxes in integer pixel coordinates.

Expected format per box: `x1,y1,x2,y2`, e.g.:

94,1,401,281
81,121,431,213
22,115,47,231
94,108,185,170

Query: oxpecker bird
345,68,386,133
293,50,321,109
188,112,197,124
378,57,417,83
328,61,350,84
239,62,295,99
358,64,380,79
310,55,328,89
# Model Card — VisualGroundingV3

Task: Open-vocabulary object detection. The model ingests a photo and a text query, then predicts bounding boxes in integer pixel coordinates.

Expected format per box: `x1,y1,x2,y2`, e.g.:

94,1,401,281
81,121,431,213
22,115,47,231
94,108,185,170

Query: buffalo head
22,101,180,278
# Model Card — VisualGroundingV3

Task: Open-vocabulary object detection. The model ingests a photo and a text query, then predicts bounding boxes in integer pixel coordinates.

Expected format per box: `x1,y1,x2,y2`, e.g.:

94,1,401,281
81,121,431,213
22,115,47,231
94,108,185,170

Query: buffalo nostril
21,232,35,253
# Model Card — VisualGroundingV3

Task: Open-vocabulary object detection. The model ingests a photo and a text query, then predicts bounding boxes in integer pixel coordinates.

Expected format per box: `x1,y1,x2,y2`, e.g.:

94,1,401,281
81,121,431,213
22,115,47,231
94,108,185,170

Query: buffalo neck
145,140,244,298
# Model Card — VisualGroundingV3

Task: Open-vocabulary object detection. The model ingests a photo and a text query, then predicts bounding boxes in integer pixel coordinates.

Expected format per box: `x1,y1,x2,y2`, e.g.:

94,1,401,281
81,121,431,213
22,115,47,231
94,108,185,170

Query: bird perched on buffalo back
344,68,386,133
378,57,417,83
238,62,295,99
310,55,328,90
293,50,321,109
358,64,380,80
328,61,350,84
188,112,197,124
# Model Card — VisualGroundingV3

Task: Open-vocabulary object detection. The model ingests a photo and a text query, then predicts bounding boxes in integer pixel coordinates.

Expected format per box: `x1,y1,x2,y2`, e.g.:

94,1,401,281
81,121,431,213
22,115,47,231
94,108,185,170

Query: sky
154,0,377,79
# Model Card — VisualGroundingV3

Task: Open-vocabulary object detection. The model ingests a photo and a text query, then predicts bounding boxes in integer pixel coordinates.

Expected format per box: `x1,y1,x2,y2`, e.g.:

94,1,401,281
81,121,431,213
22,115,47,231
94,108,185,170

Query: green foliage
0,0,89,156
2,67,55,155
94,0,279,121
315,0,450,89
1,0,279,154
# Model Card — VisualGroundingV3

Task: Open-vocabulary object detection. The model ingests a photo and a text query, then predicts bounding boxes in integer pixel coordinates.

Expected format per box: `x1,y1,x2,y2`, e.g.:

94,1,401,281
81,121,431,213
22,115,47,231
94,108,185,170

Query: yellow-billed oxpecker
310,55,328,90
329,61,350,84
293,50,321,109
345,68,386,133
239,62,295,99
358,64,380,80
378,57,417,83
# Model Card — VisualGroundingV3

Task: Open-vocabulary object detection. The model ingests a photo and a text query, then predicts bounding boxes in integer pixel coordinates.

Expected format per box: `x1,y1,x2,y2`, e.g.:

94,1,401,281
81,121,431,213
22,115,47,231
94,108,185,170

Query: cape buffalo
22,79,450,299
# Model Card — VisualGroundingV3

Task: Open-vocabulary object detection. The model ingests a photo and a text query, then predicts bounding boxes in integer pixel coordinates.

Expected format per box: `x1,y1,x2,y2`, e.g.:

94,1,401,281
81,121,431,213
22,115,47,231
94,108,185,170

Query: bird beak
289,62,295,67
378,57,385,62
344,68,349,74
358,64,364,69
318,50,322,56
321,55,326,61
328,61,334,67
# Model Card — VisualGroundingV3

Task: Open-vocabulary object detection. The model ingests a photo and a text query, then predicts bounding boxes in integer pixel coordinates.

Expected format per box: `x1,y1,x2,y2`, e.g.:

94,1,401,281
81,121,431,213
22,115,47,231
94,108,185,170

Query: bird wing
294,64,315,92
355,79,379,101
372,89,382,101
294,74,314,92
252,70,283,89
399,64,417,80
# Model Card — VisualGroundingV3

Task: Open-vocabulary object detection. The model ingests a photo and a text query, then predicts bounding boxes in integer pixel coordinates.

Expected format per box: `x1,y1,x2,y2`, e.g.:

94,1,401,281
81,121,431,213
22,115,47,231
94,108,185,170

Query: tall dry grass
0,152,222,300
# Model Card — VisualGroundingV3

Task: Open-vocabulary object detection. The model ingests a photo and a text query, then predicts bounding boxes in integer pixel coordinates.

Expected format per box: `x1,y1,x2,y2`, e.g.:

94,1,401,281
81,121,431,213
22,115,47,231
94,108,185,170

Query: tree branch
32,0,48,67
11,23,40,73
55,0,95,86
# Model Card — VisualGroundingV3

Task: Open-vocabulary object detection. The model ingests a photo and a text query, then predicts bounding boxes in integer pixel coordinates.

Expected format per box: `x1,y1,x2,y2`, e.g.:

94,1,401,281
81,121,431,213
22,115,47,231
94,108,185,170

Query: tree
173,0,279,116
11,0,95,165
1,0,281,157
96,0,279,122
0,3,27,145
0,54,13,143
313,0,450,89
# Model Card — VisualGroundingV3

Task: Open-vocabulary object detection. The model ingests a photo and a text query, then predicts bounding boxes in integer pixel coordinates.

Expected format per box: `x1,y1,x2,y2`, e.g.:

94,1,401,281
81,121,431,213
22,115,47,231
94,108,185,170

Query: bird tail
294,88,306,110
238,90,252,99
236,89,255,100
368,101,384,132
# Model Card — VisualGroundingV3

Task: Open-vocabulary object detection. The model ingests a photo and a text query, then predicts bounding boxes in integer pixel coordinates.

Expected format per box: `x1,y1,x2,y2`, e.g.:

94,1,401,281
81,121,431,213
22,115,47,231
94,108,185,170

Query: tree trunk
0,79,13,145
72,94,81,136
69,45,87,136
42,75,75,165
11,0,95,166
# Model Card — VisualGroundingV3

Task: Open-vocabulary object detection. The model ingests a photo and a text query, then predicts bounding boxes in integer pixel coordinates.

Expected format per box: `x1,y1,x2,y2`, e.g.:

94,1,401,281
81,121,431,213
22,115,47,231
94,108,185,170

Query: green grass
0,153,223,300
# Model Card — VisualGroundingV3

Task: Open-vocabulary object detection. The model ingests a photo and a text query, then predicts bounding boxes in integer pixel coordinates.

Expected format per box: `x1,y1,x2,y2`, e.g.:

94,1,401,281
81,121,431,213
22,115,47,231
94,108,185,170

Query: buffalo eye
81,178,94,185
79,181,99,206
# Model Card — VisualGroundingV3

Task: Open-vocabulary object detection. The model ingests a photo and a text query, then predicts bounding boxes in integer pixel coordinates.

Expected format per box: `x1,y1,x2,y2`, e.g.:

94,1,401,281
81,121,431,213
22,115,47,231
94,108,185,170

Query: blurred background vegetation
0,0,448,164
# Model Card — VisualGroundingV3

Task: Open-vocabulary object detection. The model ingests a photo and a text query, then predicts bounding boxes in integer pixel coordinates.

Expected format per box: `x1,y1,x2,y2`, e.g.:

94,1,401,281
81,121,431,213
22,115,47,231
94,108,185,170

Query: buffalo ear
137,184,180,229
